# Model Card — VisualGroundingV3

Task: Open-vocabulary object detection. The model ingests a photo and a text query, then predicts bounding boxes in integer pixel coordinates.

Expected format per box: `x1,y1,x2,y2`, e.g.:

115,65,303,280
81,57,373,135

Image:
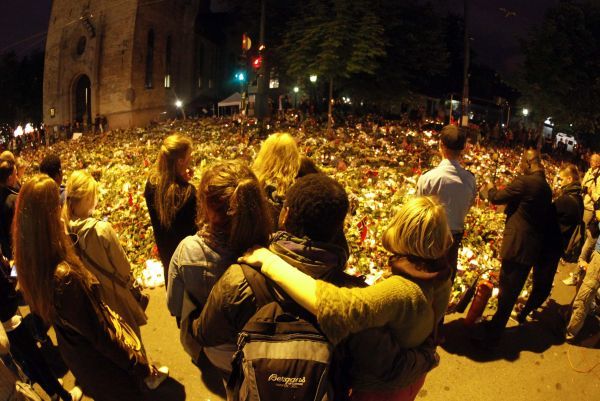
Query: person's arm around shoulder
242,249,412,345
245,248,318,315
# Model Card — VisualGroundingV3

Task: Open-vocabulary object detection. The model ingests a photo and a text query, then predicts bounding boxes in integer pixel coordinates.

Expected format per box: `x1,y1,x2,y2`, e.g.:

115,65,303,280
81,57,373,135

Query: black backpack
226,264,333,401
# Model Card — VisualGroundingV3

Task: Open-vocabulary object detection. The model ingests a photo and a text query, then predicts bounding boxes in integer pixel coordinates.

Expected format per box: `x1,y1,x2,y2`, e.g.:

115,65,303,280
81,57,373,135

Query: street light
522,108,529,116
309,76,318,114
175,100,186,120
293,86,299,109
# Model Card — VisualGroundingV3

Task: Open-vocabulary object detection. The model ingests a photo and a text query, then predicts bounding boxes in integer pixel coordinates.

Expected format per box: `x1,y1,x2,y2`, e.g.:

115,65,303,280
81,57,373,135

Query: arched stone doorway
73,75,92,129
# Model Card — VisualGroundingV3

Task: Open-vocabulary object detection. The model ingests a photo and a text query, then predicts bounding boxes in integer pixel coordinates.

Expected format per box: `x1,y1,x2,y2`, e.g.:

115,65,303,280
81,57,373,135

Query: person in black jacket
479,149,558,341
553,164,584,247
144,134,197,287
515,164,583,322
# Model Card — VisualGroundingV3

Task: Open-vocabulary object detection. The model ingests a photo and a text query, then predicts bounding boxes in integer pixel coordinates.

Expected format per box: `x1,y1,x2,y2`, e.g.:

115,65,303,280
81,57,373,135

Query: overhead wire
1,0,173,53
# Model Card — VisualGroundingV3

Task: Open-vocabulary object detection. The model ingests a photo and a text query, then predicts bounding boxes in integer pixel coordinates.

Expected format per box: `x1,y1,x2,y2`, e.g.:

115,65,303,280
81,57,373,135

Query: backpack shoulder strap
239,263,274,308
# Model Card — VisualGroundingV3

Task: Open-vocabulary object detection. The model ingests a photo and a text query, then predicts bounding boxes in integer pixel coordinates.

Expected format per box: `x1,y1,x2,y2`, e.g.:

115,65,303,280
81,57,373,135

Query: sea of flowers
17,118,563,307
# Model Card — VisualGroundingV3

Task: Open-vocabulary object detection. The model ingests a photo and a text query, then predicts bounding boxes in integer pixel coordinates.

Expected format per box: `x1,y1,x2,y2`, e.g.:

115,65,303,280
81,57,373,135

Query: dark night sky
432,0,560,75
0,0,52,55
0,0,558,76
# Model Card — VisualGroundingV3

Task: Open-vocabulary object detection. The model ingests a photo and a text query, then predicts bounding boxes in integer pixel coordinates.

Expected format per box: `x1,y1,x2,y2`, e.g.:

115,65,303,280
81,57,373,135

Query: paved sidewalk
50,261,600,400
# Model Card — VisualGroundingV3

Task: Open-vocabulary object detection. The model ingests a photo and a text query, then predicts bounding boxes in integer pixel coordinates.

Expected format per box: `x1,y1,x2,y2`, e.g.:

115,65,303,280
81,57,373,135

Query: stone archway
73,74,92,129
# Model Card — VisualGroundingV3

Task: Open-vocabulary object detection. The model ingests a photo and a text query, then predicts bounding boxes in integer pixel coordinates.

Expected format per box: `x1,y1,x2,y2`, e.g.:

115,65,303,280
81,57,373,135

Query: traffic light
252,56,262,70
235,72,246,82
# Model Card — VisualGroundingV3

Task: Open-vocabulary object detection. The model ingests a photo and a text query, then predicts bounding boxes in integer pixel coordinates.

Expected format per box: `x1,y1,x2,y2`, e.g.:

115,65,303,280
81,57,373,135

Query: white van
555,132,577,152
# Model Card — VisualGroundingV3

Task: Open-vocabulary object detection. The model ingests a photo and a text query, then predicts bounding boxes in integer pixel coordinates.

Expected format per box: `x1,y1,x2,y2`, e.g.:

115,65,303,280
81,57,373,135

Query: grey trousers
567,251,600,338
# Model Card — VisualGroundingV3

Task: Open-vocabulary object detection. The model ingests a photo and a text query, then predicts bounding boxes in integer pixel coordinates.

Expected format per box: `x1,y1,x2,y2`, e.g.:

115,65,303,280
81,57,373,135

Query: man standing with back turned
417,125,476,281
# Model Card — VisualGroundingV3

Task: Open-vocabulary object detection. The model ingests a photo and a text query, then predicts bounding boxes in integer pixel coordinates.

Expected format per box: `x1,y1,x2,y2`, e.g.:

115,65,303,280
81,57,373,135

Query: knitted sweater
317,275,450,348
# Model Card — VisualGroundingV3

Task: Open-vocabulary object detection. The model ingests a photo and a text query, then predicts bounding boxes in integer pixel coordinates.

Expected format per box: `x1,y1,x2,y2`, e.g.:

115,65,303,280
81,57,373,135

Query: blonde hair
13,174,92,324
198,160,272,254
0,151,15,164
63,170,99,222
252,133,300,198
382,196,452,260
150,134,194,228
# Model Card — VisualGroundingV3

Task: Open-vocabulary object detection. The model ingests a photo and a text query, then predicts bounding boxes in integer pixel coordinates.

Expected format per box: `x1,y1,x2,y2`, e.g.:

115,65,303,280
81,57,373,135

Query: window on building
164,35,172,88
195,41,204,90
145,29,155,89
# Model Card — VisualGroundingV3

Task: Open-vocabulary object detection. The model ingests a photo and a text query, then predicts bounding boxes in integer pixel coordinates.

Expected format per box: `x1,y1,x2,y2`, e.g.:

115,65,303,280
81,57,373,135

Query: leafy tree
279,0,386,128
519,0,600,134
344,1,448,104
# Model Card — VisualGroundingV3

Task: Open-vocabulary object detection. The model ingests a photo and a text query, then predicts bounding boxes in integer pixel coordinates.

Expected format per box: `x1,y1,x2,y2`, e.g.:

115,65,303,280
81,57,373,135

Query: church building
43,0,237,129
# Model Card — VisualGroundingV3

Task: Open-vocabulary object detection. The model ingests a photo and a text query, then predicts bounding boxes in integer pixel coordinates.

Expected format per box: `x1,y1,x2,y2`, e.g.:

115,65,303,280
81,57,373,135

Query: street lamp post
522,107,529,128
175,100,186,120
309,75,317,114
461,0,470,127
293,86,299,109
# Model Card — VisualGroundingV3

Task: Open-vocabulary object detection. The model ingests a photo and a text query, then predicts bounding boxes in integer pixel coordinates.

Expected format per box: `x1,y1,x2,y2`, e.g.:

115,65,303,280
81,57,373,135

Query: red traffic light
252,56,262,69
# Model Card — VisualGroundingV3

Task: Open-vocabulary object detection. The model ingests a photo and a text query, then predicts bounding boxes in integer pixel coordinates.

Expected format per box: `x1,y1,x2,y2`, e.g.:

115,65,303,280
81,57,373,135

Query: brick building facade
43,0,236,129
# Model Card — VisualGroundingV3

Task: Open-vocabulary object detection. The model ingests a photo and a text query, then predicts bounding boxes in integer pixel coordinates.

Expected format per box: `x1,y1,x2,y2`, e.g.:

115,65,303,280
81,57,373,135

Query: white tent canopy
217,92,242,116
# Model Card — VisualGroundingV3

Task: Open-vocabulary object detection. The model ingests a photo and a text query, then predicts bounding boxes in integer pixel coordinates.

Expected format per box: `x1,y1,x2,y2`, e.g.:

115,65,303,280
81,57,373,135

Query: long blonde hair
382,196,452,260
150,134,194,228
63,170,99,222
198,160,272,254
13,174,92,324
252,133,300,198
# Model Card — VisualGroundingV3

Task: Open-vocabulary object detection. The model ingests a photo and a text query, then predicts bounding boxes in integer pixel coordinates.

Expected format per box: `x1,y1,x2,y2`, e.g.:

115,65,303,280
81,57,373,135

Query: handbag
57,281,147,367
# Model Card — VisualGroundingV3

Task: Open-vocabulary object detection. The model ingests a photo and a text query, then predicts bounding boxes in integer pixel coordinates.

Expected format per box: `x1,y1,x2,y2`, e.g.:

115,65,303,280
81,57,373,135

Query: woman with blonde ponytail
167,159,272,370
64,170,147,336
144,134,197,286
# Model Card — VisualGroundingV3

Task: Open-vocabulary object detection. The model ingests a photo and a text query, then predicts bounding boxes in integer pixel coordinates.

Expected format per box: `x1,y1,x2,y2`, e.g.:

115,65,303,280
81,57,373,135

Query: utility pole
461,0,470,127
255,0,268,122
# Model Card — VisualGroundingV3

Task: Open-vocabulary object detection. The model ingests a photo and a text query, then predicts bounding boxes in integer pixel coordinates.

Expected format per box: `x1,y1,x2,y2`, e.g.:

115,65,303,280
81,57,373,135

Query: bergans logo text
268,374,306,388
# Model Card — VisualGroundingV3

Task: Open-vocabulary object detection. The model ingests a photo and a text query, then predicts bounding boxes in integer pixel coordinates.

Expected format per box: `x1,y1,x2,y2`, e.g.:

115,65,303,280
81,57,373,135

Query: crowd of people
0,120,598,401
